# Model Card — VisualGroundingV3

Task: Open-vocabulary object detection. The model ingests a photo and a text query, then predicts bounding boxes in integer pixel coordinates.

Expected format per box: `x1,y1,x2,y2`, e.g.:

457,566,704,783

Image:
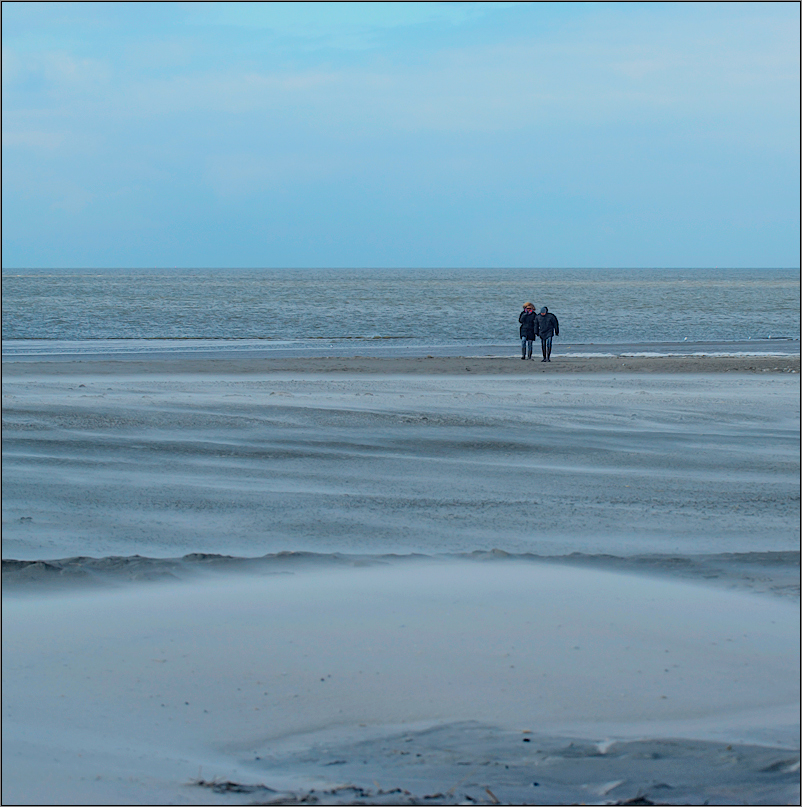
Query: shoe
541,358,547,362
521,356,526,360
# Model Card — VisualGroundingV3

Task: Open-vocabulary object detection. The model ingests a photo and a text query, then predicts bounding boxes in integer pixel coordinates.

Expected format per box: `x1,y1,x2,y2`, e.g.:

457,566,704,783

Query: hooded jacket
536,311,559,339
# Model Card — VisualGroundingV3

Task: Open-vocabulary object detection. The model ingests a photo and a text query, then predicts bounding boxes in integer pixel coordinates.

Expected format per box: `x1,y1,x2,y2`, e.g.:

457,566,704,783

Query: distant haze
2,2,799,269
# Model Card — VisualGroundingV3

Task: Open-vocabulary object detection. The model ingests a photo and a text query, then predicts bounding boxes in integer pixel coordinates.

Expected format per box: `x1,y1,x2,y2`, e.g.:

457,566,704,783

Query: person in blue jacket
536,306,559,362
518,302,537,360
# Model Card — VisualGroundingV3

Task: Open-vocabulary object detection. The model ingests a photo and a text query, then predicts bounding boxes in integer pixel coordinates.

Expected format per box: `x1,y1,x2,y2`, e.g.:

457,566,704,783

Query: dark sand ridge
3,352,800,378
3,549,799,601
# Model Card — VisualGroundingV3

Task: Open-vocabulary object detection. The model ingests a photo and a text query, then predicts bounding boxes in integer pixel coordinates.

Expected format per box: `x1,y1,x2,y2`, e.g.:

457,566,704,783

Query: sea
1,267,799,360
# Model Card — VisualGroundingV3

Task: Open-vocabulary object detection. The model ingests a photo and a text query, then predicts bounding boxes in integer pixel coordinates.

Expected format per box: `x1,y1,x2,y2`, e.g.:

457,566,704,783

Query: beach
2,354,800,805
4,0,800,798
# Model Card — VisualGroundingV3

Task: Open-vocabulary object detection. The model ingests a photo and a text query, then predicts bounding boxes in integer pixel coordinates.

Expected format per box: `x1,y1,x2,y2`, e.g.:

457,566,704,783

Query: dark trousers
540,336,553,360
521,337,533,358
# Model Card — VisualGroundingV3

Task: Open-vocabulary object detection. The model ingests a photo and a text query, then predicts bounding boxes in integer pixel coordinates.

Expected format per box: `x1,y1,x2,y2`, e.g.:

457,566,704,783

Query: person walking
536,306,559,362
518,302,537,360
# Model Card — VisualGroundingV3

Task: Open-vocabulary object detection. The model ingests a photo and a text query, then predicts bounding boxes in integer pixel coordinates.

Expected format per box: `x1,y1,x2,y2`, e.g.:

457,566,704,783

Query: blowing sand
2,360,798,559
2,355,799,805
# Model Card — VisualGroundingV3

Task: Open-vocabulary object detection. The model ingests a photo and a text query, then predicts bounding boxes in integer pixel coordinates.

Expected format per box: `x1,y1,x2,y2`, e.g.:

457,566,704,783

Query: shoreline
3,352,800,377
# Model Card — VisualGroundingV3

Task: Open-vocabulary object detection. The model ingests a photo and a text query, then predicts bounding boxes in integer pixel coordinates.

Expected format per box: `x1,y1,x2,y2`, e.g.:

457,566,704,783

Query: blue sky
2,1,799,268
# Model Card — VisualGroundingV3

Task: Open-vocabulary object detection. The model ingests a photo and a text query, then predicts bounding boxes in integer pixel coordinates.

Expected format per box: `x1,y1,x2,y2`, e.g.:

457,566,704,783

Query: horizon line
2,266,799,272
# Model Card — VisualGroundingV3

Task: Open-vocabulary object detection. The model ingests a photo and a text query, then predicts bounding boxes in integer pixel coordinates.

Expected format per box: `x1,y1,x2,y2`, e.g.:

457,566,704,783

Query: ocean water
2,267,799,359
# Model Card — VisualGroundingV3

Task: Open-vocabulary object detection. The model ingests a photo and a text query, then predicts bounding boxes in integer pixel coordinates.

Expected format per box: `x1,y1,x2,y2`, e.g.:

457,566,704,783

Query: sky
2,1,799,269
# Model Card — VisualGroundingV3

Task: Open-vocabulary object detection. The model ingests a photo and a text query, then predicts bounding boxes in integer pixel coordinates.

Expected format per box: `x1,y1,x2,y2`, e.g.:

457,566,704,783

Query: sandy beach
2,355,800,805
3,355,799,560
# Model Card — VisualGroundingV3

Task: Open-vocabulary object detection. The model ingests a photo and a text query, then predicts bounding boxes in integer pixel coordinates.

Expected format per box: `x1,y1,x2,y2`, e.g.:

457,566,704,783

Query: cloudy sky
2,1,799,268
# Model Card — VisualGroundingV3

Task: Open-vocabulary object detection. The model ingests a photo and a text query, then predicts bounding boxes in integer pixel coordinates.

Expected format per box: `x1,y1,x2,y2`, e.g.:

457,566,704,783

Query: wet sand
3,352,800,377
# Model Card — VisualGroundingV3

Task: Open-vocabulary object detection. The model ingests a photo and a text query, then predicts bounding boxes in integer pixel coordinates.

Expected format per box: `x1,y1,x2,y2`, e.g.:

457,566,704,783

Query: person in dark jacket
536,306,559,362
518,302,537,359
